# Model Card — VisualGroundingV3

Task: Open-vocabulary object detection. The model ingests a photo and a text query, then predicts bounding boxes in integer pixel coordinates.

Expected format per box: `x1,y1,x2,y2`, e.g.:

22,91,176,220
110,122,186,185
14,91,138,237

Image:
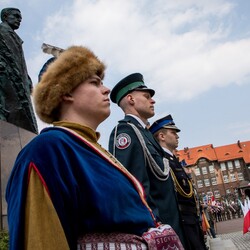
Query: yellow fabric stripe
24,167,69,249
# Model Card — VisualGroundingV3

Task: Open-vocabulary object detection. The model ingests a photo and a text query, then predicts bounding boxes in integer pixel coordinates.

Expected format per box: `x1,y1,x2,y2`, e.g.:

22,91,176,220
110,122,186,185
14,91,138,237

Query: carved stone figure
0,8,38,134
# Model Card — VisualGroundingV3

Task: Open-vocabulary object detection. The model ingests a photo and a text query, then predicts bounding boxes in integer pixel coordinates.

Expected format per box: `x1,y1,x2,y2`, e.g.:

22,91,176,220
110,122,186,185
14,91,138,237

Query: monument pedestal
0,120,36,230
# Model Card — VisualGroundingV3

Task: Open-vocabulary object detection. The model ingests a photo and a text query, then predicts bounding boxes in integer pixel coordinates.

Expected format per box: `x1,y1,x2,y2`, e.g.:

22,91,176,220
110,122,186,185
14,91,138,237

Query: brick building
177,140,250,200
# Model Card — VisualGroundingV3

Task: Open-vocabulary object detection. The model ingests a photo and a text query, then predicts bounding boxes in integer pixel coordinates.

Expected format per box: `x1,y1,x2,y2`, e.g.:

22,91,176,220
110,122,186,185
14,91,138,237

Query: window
211,177,217,185
198,158,206,163
230,174,236,182
226,189,231,194
227,161,233,170
197,180,203,188
202,167,207,175
223,175,229,183
207,191,213,198
209,165,214,173
237,172,244,181
204,179,210,187
235,160,240,168
194,168,201,176
214,190,220,198
220,162,226,171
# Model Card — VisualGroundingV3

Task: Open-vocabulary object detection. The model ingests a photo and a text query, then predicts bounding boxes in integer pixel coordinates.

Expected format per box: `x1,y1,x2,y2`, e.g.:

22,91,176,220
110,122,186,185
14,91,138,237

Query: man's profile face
4,10,22,30
161,128,179,151
130,90,155,120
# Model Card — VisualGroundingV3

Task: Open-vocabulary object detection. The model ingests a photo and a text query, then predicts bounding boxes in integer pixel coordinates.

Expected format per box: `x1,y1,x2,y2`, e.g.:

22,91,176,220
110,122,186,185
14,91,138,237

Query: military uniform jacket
163,150,199,224
109,115,185,245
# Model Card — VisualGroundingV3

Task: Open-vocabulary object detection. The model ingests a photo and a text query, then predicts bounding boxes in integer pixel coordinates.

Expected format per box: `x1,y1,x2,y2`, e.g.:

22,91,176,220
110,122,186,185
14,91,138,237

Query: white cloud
28,0,250,104
11,0,250,140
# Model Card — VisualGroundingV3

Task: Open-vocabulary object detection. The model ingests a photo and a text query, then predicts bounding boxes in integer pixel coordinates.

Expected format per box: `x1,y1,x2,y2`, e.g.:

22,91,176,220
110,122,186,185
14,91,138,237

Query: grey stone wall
0,120,36,229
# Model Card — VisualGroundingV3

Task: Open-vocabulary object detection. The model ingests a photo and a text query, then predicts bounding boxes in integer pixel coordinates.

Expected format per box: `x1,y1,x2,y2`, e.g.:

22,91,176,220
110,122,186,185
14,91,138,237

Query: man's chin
103,110,111,120
150,111,155,117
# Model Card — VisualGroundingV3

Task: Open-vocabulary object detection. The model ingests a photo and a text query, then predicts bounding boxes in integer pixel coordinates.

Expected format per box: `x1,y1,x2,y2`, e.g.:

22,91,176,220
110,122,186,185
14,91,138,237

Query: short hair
1,8,20,21
153,128,166,141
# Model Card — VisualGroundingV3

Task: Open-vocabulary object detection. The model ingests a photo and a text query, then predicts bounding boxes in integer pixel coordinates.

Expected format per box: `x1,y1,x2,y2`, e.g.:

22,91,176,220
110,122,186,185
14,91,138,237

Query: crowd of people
203,199,243,222
200,196,243,240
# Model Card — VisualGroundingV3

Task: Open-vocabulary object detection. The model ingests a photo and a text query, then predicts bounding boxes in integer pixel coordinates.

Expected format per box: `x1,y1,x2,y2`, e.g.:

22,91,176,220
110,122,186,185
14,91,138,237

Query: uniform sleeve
109,124,148,184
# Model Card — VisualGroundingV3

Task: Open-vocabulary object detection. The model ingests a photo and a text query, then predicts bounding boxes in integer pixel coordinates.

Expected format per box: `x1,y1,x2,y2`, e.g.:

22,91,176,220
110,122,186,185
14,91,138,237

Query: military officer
149,115,207,250
109,73,187,248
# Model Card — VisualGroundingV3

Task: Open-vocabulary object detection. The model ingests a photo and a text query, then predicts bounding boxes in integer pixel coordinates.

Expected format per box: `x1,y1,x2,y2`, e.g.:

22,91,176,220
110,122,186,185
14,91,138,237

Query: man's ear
62,93,73,101
3,14,7,21
127,94,134,105
158,132,165,142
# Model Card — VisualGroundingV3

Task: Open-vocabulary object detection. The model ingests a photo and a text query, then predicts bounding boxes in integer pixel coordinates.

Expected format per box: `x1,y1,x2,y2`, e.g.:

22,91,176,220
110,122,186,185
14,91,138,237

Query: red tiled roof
177,140,250,165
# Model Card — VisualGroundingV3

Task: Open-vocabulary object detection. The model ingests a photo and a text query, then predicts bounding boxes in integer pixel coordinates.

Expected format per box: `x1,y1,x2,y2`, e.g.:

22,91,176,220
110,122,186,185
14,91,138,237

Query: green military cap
110,73,155,104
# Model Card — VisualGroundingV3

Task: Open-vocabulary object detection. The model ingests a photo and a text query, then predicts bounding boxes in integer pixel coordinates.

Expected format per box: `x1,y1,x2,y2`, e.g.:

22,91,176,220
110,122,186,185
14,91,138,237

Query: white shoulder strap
113,122,170,181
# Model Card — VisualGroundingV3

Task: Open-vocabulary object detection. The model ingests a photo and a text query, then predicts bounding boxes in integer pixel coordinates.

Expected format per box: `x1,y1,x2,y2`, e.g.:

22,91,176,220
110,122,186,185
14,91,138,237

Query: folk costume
6,122,157,250
109,73,186,248
150,115,207,250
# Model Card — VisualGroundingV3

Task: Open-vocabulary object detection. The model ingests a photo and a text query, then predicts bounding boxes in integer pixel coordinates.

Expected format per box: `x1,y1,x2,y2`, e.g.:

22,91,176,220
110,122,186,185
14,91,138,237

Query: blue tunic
6,126,155,249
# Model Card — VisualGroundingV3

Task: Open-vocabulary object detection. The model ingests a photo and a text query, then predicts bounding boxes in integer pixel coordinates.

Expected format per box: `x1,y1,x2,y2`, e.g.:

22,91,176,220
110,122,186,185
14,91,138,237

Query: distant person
109,73,187,248
245,189,250,199
203,204,217,238
239,189,250,234
0,7,38,133
6,46,183,250
149,115,207,249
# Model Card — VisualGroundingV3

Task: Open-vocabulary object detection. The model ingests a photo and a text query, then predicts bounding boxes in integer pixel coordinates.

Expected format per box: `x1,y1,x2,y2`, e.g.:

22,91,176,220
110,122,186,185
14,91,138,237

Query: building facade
177,140,250,201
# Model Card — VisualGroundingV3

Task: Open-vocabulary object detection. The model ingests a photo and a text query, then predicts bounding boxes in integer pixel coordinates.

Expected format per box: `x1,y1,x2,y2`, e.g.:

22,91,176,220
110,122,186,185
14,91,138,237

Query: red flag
243,210,250,234
239,199,250,234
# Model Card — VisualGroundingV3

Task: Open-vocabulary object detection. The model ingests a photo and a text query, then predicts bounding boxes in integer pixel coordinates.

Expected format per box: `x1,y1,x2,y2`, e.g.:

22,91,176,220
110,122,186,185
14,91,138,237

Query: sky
1,0,250,150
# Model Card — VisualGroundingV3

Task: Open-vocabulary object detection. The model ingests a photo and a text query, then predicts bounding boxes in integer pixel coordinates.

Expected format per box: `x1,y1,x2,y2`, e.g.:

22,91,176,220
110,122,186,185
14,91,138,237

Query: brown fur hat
34,46,106,123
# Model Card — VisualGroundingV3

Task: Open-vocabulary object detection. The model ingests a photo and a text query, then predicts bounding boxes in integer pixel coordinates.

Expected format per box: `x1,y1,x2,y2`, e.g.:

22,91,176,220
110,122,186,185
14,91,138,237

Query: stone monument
0,7,38,134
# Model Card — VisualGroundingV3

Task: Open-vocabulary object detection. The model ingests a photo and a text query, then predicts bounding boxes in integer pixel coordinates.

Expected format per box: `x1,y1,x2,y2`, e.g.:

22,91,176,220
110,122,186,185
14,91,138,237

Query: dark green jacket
109,115,186,247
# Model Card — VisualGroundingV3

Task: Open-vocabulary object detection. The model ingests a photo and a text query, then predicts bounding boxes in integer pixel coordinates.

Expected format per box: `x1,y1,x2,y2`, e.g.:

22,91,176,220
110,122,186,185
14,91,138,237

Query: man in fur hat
6,46,160,250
